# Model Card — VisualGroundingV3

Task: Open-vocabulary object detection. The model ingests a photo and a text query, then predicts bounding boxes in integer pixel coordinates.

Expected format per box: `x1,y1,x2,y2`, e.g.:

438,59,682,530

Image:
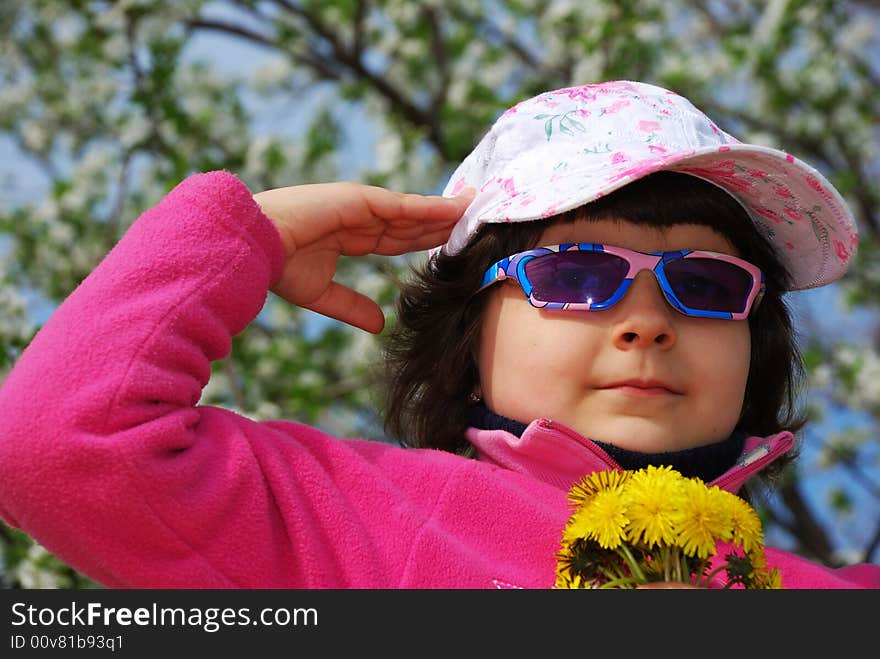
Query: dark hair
380,171,805,483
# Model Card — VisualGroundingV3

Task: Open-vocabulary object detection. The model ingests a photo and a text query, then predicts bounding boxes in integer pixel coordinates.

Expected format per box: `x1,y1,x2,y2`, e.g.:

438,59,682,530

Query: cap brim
442,143,857,291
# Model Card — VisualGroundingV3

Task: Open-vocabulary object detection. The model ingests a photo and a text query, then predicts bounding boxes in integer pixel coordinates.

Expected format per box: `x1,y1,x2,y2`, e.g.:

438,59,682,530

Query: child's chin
585,418,710,454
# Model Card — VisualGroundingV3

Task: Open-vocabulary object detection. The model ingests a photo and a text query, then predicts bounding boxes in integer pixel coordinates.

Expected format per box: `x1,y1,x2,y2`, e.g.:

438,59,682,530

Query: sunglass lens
525,251,628,304
664,258,752,313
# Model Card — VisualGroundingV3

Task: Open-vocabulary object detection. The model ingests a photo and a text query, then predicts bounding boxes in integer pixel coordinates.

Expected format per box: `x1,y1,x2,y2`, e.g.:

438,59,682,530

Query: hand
253,182,474,334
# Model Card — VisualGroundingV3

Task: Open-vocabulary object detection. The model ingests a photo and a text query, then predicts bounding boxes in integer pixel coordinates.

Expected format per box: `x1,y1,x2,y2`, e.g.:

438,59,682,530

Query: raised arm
0,171,471,587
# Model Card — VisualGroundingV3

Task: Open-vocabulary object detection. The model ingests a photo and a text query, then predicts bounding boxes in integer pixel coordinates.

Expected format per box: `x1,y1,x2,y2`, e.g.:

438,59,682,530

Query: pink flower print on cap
449,176,468,196
602,99,631,115
754,206,786,224
773,185,793,199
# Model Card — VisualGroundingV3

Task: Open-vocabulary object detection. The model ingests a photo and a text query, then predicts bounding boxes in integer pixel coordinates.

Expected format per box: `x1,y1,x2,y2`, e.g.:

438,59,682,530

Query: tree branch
424,5,450,110
103,152,132,248
186,18,276,49
185,17,341,80
831,130,880,237
353,0,367,55
778,480,837,565
270,0,450,157
445,4,541,71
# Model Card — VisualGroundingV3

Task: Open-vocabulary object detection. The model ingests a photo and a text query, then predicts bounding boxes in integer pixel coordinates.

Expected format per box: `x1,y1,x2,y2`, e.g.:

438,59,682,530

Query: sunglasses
478,243,765,320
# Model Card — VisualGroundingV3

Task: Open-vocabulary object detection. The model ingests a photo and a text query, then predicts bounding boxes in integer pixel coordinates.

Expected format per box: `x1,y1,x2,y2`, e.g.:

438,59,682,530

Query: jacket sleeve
0,171,309,587
765,547,880,589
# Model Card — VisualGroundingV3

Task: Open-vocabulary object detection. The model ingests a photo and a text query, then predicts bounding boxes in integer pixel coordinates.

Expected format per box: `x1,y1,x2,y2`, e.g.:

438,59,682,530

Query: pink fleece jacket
0,171,877,589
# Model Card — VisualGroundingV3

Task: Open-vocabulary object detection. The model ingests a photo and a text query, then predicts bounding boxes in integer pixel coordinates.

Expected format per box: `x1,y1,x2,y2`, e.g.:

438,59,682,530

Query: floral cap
439,80,858,291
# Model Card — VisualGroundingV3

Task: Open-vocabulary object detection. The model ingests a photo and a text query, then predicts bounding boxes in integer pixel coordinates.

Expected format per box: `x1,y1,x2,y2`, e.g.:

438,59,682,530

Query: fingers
361,185,476,227
338,185,473,253
367,221,463,256
293,280,386,335
255,183,474,258
350,186,474,256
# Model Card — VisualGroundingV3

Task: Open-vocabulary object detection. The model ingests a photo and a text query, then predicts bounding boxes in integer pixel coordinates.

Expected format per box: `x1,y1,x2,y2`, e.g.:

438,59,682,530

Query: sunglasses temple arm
477,261,507,292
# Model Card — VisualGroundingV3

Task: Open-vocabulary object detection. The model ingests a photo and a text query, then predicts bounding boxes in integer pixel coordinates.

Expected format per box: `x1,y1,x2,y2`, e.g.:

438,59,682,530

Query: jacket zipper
712,432,794,490
537,419,623,471
539,419,793,491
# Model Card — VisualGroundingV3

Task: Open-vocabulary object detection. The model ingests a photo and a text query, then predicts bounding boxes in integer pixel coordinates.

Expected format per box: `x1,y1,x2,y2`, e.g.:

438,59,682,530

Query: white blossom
250,57,295,94
20,120,48,152
544,0,578,22
0,285,32,342
754,0,789,48
120,112,152,149
836,19,877,56
447,78,469,106
298,370,322,388
852,348,880,409
95,6,126,32
9,544,65,589
34,199,61,224
103,33,130,61
374,131,403,173
805,66,838,101
47,220,74,246
253,400,282,420
52,13,86,47
835,345,860,368
572,52,609,84
811,363,832,390
255,356,281,379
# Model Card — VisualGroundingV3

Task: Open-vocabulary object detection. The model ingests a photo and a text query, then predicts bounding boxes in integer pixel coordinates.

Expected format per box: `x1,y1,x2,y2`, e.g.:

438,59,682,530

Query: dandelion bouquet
554,465,781,589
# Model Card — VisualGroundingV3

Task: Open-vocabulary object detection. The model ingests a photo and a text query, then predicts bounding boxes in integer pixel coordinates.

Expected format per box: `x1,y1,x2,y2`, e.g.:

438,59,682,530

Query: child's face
476,217,752,452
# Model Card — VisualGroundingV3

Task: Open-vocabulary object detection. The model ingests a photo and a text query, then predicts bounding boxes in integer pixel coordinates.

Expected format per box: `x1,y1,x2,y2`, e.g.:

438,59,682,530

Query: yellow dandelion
567,469,630,508
554,570,586,589
761,567,783,590
738,548,781,589
671,479,732,558
623,465,685,547
720,490,764,554
749,546,768,571
581,487,629,549
554,552,582,588
555,538,619,587
562,506,595,544
556,467,778,589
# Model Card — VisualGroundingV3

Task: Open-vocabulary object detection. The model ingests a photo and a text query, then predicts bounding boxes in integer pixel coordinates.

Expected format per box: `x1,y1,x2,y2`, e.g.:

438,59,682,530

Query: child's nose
611,271,677,350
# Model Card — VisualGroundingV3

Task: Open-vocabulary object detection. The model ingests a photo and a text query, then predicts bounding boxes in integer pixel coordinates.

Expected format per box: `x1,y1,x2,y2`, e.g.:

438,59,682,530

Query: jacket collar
466,418,795,494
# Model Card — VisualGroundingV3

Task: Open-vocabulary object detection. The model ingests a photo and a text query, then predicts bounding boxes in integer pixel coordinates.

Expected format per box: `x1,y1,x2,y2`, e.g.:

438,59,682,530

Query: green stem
599,565,626,584
617,544,647,583
679,554,690,583
600,575,640,589
690,559,709,587
701,563,731,588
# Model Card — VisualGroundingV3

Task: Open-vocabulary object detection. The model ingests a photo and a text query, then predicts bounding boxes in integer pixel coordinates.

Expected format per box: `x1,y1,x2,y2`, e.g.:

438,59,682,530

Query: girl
0,80,877,589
